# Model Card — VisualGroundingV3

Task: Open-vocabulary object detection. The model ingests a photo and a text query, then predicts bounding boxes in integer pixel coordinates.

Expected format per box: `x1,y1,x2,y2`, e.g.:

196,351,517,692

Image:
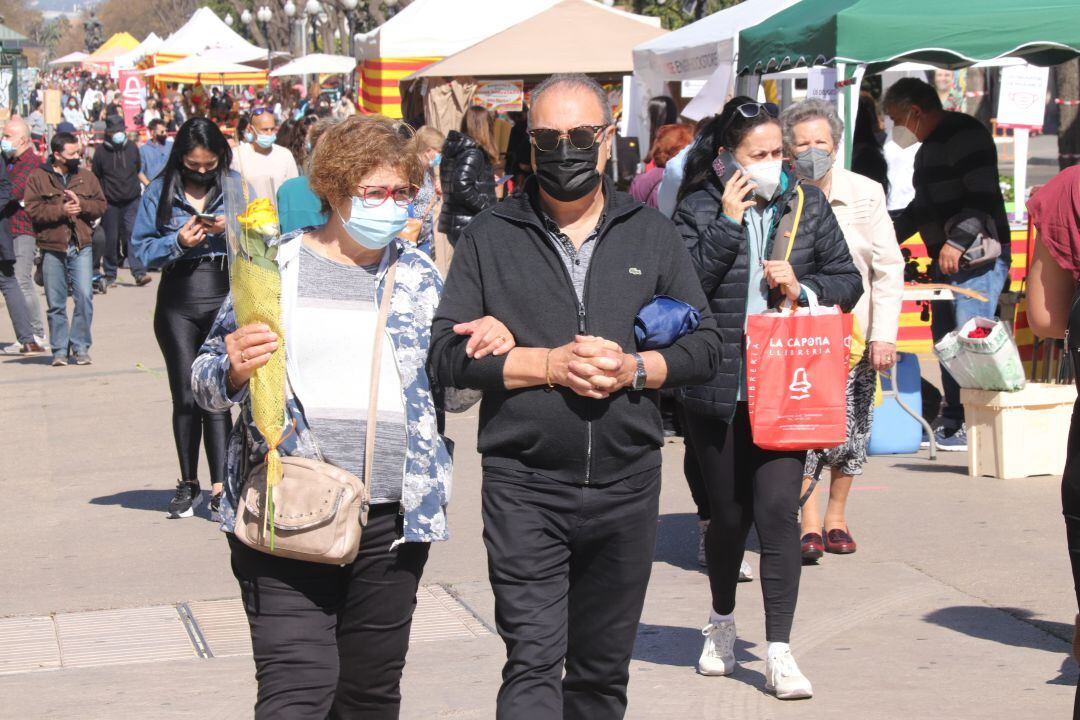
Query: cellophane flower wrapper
225,177,287,548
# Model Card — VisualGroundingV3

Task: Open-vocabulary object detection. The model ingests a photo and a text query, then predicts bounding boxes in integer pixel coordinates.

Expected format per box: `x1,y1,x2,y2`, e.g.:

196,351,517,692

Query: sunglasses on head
528,124,609,153
734,102,779,120
251,107,271,117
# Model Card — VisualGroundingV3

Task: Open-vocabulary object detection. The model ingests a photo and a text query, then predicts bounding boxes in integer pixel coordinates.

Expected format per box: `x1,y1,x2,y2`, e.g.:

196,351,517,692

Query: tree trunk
1057,59,1080,170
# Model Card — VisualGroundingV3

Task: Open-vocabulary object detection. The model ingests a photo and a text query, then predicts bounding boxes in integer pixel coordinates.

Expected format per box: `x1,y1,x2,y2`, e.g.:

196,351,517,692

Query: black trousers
1061,405,1080,718
102,197,145,280
676,398,709,521
685,403,805,643
153,261,231,484
482,466,661,720
229,504,430,720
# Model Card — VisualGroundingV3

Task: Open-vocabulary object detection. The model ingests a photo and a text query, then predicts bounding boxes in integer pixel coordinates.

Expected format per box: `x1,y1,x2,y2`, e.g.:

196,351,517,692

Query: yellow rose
237,198,280,237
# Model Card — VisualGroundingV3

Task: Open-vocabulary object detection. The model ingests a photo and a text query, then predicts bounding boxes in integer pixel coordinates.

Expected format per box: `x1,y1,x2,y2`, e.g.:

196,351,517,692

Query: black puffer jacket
673,170,863,421
438,130,497,245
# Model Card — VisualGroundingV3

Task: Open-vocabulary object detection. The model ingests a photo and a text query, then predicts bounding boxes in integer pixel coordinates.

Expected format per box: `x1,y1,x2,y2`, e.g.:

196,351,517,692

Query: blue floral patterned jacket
191,229,478,544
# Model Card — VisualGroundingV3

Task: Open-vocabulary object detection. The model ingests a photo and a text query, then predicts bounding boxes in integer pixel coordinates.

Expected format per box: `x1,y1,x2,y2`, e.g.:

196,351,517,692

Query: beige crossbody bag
233,253,398,565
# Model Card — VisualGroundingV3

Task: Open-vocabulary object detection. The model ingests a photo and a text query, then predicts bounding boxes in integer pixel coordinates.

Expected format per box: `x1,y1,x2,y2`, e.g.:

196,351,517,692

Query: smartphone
194,212,217,222
713,150,741,187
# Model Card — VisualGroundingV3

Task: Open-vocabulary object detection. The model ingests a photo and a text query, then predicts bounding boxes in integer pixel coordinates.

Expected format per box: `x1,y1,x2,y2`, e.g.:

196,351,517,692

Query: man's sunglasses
528,125,609,153
357,185,419,208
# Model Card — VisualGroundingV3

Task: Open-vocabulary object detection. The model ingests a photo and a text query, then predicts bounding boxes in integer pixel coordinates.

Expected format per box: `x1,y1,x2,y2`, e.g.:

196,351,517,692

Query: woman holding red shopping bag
673,96,862,700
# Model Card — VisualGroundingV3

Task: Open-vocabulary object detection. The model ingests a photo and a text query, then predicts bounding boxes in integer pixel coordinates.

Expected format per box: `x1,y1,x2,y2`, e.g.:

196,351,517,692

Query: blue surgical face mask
431,153,442,168
338,195,409,250
1,139,15,156
111,132,126,145
255,133,277,149
243,131,255,144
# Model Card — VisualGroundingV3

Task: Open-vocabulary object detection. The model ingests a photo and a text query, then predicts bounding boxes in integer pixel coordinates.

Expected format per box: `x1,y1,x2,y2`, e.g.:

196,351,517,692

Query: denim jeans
14,234,43,337
0,260,34,344
102,198,146,281
43,243,93,358
930,257,1011,425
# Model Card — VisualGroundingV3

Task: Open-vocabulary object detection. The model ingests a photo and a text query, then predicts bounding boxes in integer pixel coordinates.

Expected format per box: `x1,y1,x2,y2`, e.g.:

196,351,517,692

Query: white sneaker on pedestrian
697,519,709,567
739,559,754,582
765,649,813,699
697,618,736,676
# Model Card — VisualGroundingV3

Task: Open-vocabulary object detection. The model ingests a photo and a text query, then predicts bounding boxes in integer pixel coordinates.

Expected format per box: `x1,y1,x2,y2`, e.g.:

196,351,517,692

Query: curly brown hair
308,115,424,215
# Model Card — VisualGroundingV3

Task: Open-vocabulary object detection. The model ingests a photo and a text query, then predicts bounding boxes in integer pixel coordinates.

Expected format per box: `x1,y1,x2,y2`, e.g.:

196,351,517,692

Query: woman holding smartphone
133,117,240,521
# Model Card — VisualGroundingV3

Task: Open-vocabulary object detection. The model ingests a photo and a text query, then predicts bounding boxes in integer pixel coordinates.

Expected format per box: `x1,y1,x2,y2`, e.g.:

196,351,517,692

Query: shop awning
269,53,356,78
144,55,267,86
737,0,1080,75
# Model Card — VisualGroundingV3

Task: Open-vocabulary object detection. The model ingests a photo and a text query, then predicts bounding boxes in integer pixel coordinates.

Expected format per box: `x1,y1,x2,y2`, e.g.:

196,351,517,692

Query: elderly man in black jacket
430,74,722,720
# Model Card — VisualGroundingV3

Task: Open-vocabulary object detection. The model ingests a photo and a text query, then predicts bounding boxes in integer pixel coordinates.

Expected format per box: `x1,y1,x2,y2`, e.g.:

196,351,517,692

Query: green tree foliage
631,0,744,30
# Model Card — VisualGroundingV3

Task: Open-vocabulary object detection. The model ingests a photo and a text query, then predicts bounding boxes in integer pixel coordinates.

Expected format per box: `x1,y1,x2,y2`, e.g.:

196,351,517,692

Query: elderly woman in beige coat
780,99,905,561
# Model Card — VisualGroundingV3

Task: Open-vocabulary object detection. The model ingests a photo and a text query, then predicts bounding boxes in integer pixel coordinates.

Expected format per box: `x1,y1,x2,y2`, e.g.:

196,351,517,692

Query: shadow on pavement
634,623,759,667
891,461,968,475
0,354,54,366
924,605,1075,652
90,489,176,513
655,512,701,571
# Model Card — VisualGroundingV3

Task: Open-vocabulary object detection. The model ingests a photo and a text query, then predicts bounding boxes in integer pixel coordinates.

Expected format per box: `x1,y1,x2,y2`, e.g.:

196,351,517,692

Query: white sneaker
697,520,709,567
765,649,813,699
739,559,754,582
697,619,736,676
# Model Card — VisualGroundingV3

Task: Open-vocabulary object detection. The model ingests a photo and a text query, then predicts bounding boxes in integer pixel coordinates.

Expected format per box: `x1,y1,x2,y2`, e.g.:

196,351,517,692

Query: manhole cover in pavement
0,616,60,675
54,606,198,669
0,585,489,675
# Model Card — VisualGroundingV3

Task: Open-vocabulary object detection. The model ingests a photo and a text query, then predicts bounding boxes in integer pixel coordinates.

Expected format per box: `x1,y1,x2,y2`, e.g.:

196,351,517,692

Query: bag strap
771,184,805,262
363,251,398,510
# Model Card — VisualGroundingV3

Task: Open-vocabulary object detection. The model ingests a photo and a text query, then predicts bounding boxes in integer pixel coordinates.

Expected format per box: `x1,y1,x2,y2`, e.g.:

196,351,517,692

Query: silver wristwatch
630,352,647,392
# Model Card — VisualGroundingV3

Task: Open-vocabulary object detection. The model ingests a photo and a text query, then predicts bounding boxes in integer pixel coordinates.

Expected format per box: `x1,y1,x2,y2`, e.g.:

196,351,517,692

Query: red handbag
745,302,853,451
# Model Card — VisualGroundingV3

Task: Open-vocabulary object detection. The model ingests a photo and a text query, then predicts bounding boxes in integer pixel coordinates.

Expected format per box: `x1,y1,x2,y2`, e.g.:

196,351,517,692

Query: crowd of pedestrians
0,68,1026,718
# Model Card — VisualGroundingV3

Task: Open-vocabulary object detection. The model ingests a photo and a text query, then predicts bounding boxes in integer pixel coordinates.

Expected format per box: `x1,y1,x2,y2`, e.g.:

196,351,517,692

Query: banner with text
119,69,146,129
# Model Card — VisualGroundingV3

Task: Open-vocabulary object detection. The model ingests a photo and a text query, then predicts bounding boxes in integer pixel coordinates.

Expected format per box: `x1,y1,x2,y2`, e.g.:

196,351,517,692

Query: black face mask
181,166,215,188
155,134,168,144
62,158,80,173
533,139,602,202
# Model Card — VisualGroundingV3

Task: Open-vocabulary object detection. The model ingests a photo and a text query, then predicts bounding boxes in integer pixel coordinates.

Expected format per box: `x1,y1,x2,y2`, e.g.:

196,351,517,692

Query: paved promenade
1,270,1076,719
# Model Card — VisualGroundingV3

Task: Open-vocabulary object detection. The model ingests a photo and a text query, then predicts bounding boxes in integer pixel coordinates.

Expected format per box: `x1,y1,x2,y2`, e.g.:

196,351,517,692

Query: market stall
143,55,268,86
48,51,89,67
82,32,139,75
403,0,663,131
630,0,798,150
269,53,356,78
357,0,561,117
154,7,266,67
112,33,163,77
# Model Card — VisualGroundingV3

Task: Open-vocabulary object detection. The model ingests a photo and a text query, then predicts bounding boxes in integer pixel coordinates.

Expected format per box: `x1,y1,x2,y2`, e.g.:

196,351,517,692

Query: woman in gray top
192,115,512,718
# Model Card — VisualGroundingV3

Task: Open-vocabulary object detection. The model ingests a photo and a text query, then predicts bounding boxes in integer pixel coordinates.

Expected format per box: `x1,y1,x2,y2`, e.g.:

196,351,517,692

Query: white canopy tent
358,0,562,60
112,33,163,77
49,51,88,66
270,53,356,78
630,0,799,150
155,7,266,64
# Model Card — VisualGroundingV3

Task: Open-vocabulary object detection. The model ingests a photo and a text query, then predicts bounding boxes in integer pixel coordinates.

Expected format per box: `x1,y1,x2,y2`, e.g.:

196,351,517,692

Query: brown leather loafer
824,528,857,554
801,533,824,563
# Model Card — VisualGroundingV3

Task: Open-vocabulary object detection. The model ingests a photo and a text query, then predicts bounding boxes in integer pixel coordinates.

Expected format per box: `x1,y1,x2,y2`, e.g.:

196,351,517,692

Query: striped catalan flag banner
359,57,440,117
153,53,188,66
897,227,1031,355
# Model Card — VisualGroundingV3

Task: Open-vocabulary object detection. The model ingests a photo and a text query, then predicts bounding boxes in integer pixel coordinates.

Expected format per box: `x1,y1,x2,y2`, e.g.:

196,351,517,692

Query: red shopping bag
745,305,853,451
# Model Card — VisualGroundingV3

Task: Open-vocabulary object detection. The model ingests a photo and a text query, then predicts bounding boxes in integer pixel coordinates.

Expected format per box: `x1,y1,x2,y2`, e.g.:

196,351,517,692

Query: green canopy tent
737,0,1080,76
736,0,1080,180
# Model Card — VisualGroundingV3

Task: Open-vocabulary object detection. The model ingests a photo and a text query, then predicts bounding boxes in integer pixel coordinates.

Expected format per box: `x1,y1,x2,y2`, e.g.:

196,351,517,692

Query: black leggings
685,403,805,643
153,260,231,485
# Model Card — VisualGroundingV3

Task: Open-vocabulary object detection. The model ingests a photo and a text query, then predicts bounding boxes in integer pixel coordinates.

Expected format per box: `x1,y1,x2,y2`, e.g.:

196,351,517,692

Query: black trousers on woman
153,260,231,485
685,402,805,643
1061,404,1080,719
229,504,430,719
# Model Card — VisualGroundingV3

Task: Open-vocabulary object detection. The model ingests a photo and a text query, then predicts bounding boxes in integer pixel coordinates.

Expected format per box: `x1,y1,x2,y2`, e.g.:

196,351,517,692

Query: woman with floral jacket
191,116,505,719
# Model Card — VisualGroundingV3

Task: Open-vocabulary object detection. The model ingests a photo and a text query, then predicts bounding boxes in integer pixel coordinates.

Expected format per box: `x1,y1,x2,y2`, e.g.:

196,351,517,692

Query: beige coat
826,168,905,344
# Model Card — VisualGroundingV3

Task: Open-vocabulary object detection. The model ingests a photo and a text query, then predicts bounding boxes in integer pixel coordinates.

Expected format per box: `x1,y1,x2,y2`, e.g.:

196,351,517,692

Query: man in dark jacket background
430,73,722,720
92,114,150,288
25,131,107,365
885,78,1011,450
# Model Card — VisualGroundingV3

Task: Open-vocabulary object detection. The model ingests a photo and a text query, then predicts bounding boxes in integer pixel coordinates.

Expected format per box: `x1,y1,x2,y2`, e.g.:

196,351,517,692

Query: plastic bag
933,317,1026,392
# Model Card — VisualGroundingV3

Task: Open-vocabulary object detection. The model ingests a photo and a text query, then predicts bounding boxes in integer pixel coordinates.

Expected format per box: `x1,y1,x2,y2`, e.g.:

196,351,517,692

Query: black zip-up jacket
430,176,722,484
673,170,863,421
438,131,496,245
91,140,142,204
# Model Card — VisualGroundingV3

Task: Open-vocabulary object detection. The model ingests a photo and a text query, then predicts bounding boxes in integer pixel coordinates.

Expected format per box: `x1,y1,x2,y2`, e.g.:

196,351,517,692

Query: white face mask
892,114,920,149
742,159,783,200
